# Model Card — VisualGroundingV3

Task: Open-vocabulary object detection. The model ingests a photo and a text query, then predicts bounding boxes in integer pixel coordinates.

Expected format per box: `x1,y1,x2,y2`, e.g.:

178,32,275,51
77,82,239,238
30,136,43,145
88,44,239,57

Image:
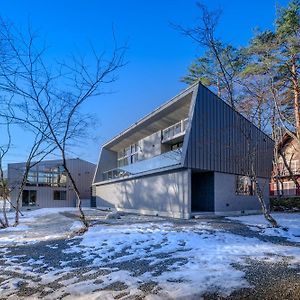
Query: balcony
102,149,182,181
162,118,188,144
275,169,300,177
102,168,132,181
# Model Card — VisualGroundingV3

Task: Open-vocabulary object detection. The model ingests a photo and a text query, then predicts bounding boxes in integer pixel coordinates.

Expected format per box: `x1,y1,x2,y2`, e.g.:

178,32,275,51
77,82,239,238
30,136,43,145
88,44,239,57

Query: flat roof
104,83,199,151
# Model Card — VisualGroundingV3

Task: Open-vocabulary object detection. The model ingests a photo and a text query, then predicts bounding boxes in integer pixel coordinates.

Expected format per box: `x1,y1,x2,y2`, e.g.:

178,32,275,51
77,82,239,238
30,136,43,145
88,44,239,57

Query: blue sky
1,0,289,165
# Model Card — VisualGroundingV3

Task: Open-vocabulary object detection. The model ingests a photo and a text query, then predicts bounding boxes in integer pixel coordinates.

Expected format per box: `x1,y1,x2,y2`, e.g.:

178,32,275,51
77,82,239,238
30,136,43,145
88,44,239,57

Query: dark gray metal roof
183,83,274,178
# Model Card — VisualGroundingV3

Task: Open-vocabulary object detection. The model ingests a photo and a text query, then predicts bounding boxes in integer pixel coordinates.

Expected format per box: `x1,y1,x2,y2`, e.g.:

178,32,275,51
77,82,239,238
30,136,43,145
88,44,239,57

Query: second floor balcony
162,118,188,143
102,148,182,182
273,160,300,177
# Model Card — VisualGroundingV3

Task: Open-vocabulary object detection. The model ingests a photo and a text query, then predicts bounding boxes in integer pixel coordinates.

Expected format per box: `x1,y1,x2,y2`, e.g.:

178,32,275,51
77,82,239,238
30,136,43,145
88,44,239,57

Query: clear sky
0,0,289,165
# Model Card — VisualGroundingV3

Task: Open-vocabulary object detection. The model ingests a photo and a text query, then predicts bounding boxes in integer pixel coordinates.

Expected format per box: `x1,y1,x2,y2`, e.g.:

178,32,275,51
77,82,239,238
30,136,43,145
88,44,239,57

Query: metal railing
102,168,132,181
162,118,188,143
277,168,300,176
270,188,300,197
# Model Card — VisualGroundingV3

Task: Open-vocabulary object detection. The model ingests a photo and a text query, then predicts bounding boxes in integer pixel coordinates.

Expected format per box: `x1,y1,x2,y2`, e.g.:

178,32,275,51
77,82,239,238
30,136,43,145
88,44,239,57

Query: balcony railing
102,168,132,181
275,169,300,177
162,118,188,143
270,188,300,197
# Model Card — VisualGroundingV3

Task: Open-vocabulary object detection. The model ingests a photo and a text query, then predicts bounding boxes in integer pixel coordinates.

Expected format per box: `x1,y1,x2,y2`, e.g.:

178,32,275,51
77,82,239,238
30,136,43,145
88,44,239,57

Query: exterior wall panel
184,84,274,178
95,169,190,219
94,149,117,183
214,172,270,213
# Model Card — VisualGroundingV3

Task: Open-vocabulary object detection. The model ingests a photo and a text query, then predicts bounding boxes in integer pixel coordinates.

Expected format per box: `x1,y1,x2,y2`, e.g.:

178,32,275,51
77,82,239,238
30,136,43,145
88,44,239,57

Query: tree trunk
14,165,30,226
247,137,278,228
252,169,278,228
61,155,88,230
217,77,221,97
257,101,262,130
2,198,8,227
292,57,300,139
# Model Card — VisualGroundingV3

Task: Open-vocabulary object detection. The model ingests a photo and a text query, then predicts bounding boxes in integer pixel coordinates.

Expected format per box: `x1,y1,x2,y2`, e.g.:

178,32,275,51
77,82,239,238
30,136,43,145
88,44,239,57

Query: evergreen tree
275,0,300,138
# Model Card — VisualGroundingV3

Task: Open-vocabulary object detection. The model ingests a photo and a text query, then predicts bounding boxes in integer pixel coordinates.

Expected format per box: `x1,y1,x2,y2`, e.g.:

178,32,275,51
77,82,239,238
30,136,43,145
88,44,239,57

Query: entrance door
22,190,37,206
191,172,214,212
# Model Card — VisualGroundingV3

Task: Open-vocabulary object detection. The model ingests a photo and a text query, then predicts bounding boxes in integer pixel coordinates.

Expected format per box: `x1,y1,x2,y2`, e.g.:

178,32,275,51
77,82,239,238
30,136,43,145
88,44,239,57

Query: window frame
53,190,67,201
117,143,140,167
236,175,255,196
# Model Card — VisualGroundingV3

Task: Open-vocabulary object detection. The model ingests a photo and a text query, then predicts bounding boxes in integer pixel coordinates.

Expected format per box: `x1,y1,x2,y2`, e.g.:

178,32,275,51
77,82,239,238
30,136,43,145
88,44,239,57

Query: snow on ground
228,213,300,243
0,208,84,245
60,221,300,299
0,210,300,299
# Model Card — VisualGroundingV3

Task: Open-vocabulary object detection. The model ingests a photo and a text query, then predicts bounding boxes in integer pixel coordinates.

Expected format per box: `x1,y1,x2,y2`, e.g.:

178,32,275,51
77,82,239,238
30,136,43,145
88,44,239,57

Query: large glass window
117,143,139,167
22,190,37,206
53,190,67,200
26,171,38,186
236,176,255,196
52,166,67,187
283,181,296,196
171,142,183,151
174,122,182,135
38,171,53,186
25,165,67,187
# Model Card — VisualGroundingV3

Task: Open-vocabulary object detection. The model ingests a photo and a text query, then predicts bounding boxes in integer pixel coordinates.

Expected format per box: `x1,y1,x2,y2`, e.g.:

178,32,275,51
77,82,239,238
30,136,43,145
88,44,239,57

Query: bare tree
0,117,12,228
174,3,245,109
0,19,126,230
13,134,57,226
243,130,278,227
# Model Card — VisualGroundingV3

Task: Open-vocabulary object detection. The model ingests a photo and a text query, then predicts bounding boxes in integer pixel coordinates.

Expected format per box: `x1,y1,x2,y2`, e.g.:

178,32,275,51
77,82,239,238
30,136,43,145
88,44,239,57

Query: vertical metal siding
184,84,274,178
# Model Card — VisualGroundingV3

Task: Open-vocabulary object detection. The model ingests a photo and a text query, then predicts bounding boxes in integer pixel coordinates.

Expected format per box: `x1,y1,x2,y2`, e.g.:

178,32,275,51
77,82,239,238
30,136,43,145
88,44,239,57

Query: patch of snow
105,211,121,220
0,199,11,211
70,221,84,232
64,222,300,299
0,224,30,232
1,211,300,299
227,213,300,243
0,208,89,246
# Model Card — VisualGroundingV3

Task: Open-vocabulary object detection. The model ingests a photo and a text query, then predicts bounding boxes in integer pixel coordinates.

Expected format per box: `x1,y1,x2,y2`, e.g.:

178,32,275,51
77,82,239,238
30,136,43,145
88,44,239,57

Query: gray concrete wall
139,131,162,160
214,172,270,214
94,148,117,182
95,169,191,219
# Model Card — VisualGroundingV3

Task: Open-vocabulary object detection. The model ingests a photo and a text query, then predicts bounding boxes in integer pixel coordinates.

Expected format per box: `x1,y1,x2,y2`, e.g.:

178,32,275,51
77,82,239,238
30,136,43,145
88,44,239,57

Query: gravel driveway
0,209,299,300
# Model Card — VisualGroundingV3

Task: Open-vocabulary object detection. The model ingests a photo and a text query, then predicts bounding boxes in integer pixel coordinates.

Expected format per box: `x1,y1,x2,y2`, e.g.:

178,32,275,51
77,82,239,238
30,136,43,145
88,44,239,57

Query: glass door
22,190,37,206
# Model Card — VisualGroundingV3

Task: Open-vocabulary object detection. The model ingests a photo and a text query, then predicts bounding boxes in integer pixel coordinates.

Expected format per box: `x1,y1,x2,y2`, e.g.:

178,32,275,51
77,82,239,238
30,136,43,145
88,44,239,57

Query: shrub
271,197,300,211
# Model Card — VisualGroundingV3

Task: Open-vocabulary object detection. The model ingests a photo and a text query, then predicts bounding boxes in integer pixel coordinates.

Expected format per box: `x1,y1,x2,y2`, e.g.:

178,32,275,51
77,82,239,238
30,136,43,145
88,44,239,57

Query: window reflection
25,165,67,187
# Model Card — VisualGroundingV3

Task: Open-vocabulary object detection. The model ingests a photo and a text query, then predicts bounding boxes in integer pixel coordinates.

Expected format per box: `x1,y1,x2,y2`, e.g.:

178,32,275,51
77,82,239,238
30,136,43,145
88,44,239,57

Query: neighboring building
93,83,274,219
8,158,96,208
0,171,10,211
270,133,300,197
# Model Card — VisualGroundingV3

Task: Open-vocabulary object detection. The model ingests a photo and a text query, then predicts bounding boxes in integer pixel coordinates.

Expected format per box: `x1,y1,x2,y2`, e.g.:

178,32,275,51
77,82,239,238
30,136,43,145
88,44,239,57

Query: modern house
8,158,96,209
270,133,300,197
93,83,274,219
